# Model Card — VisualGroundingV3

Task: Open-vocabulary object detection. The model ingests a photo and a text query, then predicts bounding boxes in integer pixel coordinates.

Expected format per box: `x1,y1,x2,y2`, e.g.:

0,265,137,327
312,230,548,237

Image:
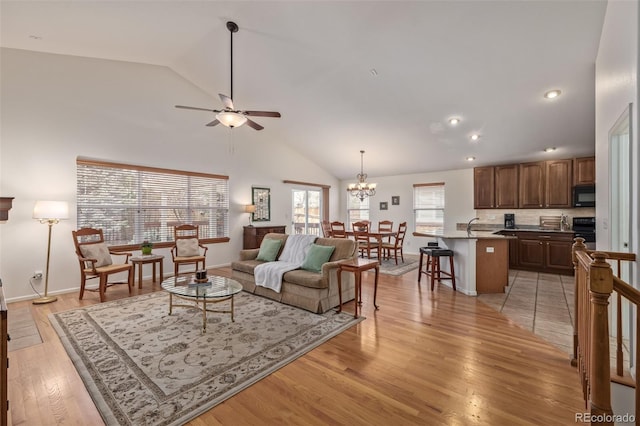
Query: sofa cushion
230,259,265,275
315,238,356,261
283,270,327,289
301,244,335,273
256,238,282,262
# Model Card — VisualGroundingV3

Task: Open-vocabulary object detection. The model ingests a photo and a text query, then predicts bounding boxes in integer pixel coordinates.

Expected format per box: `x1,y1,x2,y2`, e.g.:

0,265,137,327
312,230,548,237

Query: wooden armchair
381,222,407,265
171,224,208,277
72,228,133,302
321,220,332,237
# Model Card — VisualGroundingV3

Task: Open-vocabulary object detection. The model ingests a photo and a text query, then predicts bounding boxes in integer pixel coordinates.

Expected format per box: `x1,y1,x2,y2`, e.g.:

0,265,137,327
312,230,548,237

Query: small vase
142,247,152,255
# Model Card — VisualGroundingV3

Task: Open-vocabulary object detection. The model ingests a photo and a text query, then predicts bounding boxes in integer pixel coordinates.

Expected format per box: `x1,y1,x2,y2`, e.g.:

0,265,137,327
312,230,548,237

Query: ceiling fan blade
205,119,220,127
245,118,264,131
243,111,281,118
175,105,219,112
219,94,234,110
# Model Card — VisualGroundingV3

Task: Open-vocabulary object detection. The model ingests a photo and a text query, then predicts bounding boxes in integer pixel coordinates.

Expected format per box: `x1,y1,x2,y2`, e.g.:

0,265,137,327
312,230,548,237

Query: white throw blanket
254,234,317,293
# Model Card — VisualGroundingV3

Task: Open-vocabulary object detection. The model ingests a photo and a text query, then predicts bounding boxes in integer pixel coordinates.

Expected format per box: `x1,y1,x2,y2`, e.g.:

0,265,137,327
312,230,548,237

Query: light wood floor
7,267,585,425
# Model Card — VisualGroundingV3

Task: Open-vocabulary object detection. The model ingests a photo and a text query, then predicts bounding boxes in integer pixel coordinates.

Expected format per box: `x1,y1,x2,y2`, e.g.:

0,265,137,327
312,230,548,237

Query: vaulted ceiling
0,1,607,179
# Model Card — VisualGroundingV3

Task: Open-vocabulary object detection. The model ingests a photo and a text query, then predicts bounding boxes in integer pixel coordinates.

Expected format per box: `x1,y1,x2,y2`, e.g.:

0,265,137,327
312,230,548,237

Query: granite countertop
413,231,517,240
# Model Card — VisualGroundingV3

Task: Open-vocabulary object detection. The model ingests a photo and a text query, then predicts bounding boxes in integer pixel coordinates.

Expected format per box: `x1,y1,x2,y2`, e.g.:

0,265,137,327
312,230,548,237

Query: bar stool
418,245,456,291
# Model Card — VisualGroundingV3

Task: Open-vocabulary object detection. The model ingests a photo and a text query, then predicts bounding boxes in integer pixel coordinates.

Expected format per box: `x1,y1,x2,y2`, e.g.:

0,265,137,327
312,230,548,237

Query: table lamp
244,204,256,226
32,200,69,304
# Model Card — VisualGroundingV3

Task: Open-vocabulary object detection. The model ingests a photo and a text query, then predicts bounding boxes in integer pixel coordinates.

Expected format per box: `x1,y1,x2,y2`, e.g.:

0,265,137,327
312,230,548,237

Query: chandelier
348,150,377,201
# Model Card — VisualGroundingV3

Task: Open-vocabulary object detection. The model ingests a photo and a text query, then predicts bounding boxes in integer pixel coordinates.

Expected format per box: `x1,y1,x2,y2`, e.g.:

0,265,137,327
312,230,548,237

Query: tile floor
477,269,575,355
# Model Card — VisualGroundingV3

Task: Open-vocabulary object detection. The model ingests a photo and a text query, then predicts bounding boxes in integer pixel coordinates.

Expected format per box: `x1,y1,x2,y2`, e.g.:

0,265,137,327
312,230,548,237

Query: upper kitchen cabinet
474,166,495,209
518,162,545,208
474,165,519,209
545,159,572,208
494,165,519,208
573,156,596,185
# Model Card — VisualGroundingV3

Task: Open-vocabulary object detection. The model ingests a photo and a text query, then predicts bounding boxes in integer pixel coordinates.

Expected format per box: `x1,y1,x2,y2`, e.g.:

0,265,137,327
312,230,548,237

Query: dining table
345,229,397,259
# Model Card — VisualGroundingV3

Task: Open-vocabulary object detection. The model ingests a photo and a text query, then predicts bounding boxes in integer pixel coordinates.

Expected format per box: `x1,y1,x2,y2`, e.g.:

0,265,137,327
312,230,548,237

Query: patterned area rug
49,291,363,426
378,253,420,276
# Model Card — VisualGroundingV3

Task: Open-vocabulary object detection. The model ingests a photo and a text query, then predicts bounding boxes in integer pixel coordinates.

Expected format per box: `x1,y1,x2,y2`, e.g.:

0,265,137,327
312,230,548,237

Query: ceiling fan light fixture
216,111,247,128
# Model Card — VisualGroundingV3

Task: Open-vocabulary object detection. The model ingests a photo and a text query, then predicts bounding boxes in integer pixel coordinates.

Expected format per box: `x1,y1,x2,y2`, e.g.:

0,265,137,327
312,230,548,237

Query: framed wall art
391,196,400,205
252,187,271,221
380,201,388,211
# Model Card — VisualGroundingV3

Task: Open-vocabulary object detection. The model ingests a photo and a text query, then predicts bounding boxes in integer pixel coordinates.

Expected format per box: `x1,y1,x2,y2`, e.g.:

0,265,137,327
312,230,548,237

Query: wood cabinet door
474,166,495,209
519,162,545,208
502,232,519,268
573,157,595,185
518,238,545,268
494,165,519,209
545,240,574,272
545,159,572,208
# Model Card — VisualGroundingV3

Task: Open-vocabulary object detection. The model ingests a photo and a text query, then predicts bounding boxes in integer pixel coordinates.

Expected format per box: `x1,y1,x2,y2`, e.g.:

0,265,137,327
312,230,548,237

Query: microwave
573,185,595,207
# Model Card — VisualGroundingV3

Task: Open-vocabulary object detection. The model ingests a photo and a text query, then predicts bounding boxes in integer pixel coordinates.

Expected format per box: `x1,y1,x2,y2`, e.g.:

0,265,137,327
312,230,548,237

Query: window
291,188,322,236
414,183,445,233
77,159,229,248
347,195,369,229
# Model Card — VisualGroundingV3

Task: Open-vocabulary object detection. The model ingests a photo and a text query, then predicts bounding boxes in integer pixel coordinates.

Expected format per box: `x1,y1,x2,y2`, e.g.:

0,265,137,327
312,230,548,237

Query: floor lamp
244,205,256,227
32,201,69,304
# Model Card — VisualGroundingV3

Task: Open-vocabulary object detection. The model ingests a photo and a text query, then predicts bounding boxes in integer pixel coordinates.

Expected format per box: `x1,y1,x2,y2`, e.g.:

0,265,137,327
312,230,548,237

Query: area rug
49,291,363,426
378,253,420,276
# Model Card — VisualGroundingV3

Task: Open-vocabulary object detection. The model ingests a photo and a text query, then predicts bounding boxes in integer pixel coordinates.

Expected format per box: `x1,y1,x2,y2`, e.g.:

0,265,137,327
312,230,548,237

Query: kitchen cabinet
573,156,596,185
473,165,518,209
473,166,495,209
545,159,572,208
518,162,545,208
494,165,519,208
501,231,520,269
511,231,574,275
518,160,572,209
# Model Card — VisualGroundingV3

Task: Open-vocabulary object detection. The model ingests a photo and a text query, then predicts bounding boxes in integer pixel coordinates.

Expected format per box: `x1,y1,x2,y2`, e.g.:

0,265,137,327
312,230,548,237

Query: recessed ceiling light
449,118,460,125
369,68,378,76
29,35,43,40
470,134,480,141
544,90,561,99
466,156,475,161
544,147,556,153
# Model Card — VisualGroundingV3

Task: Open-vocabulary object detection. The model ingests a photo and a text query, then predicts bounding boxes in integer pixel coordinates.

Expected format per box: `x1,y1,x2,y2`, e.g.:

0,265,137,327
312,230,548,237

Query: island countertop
413,231,517,240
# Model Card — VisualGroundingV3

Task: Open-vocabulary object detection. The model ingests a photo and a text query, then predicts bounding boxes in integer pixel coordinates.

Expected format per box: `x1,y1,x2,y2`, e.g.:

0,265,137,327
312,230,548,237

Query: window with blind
413,183,445,233
347,194,370,229
77,159,229,248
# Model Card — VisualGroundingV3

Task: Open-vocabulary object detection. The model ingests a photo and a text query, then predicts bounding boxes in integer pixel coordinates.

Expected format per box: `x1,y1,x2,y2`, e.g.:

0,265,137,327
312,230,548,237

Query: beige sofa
231,233,357,313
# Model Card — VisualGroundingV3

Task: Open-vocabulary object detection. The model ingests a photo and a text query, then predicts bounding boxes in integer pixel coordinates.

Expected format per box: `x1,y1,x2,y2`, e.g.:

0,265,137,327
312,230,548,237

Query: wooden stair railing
572,238,638,425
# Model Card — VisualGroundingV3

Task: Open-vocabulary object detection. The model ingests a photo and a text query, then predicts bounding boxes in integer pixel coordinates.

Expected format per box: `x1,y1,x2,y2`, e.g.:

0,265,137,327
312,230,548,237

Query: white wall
595,0,639,277
0,48,340,301
339,168,476,252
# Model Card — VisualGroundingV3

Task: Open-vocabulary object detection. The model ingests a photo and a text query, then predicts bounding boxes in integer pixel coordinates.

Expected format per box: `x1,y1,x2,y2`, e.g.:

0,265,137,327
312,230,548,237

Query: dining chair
72,227,133,302
378,220,394,248
321,220,332,237
171,224,208,277
330,221,347,238
381,222,407,265
353,221,379,259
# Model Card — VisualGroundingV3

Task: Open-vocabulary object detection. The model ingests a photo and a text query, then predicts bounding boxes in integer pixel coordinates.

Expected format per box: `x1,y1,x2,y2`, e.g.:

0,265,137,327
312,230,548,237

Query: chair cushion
256,238,282,262
176,238,200,257
301,244,335,273
79,242,113,267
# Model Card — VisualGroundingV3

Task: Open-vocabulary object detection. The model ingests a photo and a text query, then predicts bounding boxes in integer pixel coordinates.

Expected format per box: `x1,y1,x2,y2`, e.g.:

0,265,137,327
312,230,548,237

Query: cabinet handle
539,242,542,245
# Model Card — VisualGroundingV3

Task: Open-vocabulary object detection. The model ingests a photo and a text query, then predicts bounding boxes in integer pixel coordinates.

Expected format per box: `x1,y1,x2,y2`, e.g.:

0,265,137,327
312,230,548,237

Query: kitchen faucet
467,217,480,233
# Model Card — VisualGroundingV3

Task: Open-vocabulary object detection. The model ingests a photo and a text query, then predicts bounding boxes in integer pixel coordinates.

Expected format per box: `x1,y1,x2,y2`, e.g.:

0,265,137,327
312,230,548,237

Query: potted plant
141,240,153,255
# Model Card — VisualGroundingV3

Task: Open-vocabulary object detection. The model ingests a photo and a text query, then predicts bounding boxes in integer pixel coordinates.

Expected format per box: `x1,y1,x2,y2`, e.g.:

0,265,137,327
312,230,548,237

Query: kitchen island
413,230,516,296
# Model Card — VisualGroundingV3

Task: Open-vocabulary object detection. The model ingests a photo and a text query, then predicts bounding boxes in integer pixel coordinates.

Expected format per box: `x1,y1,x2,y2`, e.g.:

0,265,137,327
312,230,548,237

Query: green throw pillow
256,238,282,262
301,244,335,273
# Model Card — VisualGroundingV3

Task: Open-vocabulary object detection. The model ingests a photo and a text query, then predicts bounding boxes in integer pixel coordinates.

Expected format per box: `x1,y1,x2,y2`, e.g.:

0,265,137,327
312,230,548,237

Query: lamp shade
33,201,69,220
244,204,257,213
216,111,247,128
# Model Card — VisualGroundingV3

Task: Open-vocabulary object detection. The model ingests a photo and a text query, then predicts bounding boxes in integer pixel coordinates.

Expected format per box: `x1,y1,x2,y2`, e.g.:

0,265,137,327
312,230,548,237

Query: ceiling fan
175,21,281,131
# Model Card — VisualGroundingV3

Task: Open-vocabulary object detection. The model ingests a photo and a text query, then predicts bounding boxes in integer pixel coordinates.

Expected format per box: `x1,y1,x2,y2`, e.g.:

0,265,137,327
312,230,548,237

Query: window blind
77,159,229,247
347,194,370,228
413,183,445,233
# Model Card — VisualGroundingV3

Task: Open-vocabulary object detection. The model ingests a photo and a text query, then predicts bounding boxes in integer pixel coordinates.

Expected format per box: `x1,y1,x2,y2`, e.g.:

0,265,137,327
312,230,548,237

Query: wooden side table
130,254,164,289
336,258,380,318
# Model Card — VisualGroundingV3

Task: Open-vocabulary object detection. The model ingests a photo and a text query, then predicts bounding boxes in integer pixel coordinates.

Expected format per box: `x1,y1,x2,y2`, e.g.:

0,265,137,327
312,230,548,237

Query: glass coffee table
161,275,243,332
